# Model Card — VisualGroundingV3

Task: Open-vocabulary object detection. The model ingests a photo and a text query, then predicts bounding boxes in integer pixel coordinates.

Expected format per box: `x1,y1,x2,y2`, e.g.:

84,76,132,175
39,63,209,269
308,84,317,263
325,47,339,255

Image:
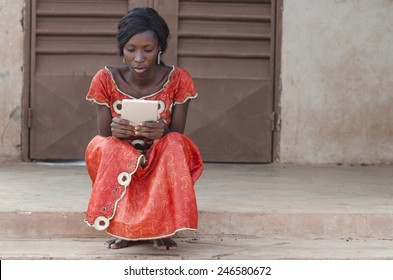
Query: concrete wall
0,0,24,160
280,0,393,164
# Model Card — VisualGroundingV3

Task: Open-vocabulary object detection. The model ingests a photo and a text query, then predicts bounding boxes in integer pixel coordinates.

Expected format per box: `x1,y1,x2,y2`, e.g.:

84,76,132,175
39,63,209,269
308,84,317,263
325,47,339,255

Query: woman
84,7,203,250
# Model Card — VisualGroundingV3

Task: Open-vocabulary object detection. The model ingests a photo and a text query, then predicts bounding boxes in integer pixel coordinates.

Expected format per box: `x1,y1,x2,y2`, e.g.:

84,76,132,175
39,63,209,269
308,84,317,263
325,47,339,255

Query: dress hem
106,227,197,241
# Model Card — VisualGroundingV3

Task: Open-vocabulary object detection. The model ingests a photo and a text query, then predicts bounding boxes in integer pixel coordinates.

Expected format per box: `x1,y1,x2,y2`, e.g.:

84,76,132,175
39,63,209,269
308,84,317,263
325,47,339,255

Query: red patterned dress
84,66,203,241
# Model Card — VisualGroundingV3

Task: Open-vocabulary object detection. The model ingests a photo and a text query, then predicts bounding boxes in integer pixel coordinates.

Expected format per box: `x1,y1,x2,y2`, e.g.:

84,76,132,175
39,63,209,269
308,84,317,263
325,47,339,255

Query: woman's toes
106,238,130,249
104,238,117,248
153,238,177,250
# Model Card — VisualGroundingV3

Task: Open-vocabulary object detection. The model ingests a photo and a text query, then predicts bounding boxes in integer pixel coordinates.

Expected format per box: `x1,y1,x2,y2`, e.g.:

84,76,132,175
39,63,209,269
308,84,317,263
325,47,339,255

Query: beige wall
280,0,393,164
0,0,24,160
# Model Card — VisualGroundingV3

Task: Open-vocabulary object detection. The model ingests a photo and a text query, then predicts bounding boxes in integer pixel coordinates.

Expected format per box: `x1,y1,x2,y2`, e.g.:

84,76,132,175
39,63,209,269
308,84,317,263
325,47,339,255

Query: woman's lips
133,67,146,74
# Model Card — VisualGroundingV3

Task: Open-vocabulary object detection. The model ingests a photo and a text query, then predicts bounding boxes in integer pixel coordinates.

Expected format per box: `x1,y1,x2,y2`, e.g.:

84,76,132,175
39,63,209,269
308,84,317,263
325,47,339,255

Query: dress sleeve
173,68,198,105
86,68,111,107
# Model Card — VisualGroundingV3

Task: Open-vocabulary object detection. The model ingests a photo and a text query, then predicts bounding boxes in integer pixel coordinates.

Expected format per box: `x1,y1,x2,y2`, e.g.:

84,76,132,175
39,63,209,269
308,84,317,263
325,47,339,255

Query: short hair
117,7,170,57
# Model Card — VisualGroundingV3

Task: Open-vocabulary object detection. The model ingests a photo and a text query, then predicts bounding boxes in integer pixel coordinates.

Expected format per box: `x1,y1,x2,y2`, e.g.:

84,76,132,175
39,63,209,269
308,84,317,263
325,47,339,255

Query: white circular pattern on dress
113,100,122,114
157,100,166,115
94,216,109,230
117,172,131,187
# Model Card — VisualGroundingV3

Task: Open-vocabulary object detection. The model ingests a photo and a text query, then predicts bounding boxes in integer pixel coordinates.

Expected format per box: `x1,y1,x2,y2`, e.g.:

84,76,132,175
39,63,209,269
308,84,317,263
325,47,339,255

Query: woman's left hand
134,119,168,140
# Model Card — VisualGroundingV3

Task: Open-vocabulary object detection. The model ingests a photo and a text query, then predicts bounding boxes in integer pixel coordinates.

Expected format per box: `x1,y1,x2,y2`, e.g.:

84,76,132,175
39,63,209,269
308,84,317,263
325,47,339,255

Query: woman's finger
135,127,164,139
111,118,135,138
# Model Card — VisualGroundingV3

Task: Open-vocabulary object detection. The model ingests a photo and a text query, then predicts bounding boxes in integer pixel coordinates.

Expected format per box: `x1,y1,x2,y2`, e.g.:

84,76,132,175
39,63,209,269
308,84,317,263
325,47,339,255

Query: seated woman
84,7,203,250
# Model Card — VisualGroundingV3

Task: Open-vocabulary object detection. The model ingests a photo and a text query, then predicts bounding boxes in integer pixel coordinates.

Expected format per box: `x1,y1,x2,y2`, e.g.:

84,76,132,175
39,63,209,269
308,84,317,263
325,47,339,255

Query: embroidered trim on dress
107,227,197,241
169,93,199,113
85,97,110,108
84,153,146,230
104,66,176,100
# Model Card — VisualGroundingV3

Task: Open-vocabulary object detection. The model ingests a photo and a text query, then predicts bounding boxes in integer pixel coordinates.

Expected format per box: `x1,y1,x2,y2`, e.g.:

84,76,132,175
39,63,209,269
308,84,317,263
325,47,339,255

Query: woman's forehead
126,30,157,44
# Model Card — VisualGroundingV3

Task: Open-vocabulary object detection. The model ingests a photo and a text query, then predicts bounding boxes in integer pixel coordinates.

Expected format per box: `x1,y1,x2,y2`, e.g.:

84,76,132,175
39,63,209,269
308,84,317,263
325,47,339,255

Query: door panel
186,78,272,162
180,0,276,162
29,0,127,159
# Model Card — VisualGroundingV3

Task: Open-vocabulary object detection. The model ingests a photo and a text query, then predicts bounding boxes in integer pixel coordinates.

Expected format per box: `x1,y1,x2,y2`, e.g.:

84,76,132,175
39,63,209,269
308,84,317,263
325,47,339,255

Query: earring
157,51,162,65
122,56,126,64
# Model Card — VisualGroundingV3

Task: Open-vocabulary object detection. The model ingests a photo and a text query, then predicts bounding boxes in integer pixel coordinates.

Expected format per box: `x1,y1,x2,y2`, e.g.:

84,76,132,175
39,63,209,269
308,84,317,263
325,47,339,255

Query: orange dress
84,66,203,240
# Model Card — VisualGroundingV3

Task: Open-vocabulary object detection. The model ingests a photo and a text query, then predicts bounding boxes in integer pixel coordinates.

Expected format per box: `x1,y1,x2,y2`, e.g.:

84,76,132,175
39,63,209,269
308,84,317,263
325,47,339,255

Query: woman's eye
145,49,153,53
125,48,134,52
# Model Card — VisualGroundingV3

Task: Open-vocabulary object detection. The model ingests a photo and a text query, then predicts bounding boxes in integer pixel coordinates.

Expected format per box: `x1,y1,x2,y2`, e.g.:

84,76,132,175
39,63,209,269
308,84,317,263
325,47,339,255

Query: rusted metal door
180,0,278,162
27,0,278,162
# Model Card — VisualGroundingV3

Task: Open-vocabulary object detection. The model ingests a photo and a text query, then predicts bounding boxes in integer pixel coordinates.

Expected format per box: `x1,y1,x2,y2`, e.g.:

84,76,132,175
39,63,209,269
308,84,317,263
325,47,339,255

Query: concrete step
2,210,393,240
1,162,393,241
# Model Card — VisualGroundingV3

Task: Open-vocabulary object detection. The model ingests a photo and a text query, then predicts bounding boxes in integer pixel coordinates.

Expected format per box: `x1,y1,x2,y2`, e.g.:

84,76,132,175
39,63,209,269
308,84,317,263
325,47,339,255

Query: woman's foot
105,238,132,249
153,238,177,250
105,237,177,250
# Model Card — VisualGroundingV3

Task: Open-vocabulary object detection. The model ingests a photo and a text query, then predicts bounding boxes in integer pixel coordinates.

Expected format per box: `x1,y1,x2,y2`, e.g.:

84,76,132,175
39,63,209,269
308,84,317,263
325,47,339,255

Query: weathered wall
280,0,393,164
0,0,24,160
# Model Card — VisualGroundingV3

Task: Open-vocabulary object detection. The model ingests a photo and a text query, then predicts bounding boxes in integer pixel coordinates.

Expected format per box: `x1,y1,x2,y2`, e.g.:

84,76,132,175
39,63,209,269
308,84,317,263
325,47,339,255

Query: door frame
22,0,32,161
273,0,283,163
21,0,283,162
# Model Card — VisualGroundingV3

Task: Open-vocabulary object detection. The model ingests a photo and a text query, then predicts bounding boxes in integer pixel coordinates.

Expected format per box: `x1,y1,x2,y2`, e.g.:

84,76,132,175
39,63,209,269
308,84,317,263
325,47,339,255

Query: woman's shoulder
94,66,129,77
105,65,129,74
92,67,112,82
97,66,127,79
93,66,131,89
172,66,191,76
170,66,193,82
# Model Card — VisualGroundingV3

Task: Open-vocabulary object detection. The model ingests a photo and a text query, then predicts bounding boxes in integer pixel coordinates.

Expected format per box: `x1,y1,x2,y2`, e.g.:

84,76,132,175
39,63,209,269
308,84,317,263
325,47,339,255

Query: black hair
117,7,170,57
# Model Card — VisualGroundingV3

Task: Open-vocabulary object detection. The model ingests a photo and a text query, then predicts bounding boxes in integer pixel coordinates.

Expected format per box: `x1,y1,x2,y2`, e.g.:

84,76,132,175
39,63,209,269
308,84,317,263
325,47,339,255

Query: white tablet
121,99,159,124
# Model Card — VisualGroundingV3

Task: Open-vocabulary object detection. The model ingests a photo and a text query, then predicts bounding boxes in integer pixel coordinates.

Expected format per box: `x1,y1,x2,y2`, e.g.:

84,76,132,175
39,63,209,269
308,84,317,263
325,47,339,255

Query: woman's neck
110,65,171,98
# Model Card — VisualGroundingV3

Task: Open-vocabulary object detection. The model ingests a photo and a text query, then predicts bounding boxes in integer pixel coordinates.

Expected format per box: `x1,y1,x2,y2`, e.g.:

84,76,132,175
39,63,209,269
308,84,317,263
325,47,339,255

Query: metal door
27,0,278,162
180,0,278,162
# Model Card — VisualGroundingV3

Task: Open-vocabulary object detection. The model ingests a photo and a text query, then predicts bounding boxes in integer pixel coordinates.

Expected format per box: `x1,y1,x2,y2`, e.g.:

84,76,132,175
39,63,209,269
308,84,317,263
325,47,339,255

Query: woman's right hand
110,117,135,139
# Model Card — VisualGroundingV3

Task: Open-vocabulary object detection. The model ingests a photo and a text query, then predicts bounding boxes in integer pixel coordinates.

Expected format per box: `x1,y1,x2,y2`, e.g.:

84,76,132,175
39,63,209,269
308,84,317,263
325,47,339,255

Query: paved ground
2,237,393,260
2,161,393,214
1,161,393,259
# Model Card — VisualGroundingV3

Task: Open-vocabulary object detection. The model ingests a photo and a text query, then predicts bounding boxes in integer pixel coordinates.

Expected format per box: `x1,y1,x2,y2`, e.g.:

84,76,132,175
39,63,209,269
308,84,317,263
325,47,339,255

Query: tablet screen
121,99,158,124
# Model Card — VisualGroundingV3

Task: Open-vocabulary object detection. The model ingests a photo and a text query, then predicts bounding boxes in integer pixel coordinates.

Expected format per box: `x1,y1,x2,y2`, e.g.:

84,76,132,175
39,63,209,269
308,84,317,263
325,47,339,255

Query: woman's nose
134,51,145,62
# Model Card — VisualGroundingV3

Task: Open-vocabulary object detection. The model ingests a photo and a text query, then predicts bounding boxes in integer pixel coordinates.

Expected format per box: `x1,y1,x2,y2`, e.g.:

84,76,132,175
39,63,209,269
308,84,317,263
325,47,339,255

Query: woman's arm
96,105,112,137
169,100,190,134
97,105,136,138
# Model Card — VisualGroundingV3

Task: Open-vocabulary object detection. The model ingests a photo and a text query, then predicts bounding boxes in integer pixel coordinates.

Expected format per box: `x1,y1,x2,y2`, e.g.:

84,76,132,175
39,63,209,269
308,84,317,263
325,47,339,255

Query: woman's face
123,30,160,77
